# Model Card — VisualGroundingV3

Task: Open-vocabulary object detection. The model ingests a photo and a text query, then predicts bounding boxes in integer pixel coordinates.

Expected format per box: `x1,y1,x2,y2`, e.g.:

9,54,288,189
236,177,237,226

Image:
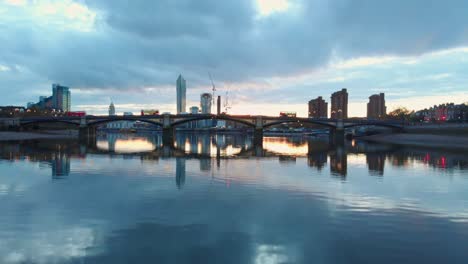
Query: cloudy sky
0,0,467,116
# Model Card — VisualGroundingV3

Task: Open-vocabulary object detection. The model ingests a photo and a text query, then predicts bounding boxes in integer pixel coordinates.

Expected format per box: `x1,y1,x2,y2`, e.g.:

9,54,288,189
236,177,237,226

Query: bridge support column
162,114,174,148
162,127,175,147
253,129,263,147
330,119,345,144
253,116,264,147
79,126,96,139
79,126,96,149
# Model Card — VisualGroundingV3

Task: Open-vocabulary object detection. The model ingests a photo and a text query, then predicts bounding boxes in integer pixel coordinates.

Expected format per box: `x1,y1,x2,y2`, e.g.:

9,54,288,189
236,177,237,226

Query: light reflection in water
263,137,309,156
96,134,159,153
0,133,467,263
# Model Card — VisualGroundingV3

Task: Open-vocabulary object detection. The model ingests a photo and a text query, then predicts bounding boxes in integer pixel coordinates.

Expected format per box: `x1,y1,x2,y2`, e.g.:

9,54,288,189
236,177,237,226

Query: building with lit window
308,96,328,118
331,88,348,119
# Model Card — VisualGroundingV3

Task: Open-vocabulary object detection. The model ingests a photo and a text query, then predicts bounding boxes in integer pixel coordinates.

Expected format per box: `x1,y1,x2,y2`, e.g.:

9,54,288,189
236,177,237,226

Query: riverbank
360,133,468,150
0,130,78,141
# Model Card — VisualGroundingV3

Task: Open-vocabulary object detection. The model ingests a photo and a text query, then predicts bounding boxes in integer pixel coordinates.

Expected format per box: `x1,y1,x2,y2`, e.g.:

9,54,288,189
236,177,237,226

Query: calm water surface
0,133,467,264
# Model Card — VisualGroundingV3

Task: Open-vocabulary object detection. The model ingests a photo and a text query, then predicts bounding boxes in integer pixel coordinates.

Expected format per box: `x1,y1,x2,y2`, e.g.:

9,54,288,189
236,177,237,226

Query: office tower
52,84,71,112
308,96,328,118
200,93,212,114
331,88,348,119
176,75,186,114
367,93,386,119
109,102,116,116
200,93,213,127
190,106,199,114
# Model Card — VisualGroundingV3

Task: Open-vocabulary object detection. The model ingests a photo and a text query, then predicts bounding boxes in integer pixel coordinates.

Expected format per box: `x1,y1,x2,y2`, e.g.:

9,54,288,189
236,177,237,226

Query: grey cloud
1,0,468,106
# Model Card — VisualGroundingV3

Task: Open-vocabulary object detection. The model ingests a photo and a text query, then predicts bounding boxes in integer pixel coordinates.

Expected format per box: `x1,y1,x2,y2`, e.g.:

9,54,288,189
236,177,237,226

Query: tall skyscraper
331,88,348,119
52,84,71,112
308,96,328,118
109,102,116,116
176,75,186,114
200,93,213,127
200,93,212,114
367,93,386,119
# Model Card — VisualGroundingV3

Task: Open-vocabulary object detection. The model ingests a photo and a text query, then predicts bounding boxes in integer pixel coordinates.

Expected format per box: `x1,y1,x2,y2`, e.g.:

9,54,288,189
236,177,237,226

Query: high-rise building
200,93,213,127
176,75,186,114
308,96,328,118
367,93,386,119
52,84,71,112
331,88,348,119
109,102,116,116
200,93,212,114
190,106,199,114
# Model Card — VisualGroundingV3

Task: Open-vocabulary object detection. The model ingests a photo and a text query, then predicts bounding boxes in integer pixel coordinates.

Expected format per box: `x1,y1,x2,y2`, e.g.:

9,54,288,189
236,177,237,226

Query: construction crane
224,90,232,114
209,72,216,108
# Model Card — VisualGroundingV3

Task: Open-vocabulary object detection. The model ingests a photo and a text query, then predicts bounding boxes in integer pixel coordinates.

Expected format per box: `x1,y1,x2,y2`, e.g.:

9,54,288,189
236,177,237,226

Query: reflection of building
307,152,327,170
330,148,347,177
366,153,385,176
109,102,116,116
279,156,296,164
367,93,386,119
308,96,328,118
176,158,186,189
177,75,187,114
200,158,211,171
51,153,71,178
331,88,348,119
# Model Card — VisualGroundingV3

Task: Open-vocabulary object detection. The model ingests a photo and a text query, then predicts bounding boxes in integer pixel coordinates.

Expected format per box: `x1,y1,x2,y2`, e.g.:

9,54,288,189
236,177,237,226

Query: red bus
66,111,86,117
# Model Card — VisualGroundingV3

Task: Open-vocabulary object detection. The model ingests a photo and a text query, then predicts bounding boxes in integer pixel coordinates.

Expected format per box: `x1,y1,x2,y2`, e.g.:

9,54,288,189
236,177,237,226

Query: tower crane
209,72,216,108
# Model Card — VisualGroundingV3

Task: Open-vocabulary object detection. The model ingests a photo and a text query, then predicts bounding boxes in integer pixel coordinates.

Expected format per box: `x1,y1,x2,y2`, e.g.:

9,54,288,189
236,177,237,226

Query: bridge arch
344,122,403,130
171,115,255,128
21,120,80,127
87,118,163,127
262,118,336,129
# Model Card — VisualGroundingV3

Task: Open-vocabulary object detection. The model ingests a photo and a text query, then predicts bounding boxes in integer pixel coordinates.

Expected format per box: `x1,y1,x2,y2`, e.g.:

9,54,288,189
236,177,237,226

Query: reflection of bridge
10,114,404,144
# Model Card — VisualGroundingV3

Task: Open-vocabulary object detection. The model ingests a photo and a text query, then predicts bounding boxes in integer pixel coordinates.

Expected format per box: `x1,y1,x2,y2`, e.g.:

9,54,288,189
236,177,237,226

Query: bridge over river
2,114,404,145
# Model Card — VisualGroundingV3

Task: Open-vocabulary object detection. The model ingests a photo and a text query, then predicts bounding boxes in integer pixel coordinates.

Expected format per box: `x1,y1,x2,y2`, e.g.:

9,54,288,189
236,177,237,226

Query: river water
0,133,467,264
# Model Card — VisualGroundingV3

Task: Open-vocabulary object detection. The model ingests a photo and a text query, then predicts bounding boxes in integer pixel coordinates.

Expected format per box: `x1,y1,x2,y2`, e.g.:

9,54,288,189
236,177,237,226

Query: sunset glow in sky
0,0,467,116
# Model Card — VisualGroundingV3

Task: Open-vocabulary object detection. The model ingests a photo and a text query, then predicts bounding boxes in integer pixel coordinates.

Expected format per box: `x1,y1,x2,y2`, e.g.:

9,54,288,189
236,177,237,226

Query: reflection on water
1,133,467,178
0,133,468,263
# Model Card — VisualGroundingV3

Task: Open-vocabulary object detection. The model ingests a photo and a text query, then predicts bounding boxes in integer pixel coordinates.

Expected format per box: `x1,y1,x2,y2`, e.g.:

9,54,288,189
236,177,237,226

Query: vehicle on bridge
141,109,159,116
66,111,86,117
280,112,297,118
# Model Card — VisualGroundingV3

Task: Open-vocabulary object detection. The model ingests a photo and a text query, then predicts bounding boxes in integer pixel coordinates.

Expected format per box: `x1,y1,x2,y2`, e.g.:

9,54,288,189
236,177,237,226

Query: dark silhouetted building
308,96,328,118
367,93,386,119
331,88,348,119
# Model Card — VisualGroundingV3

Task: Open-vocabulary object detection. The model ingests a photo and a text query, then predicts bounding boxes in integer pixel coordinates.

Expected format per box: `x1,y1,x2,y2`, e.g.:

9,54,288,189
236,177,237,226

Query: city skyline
0,1,467,116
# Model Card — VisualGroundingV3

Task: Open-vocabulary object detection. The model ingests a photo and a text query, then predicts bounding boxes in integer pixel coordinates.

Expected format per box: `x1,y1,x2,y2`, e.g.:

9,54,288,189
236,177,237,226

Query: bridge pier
79,126,96,139
253,128,263,147
162,127,175,147
253,116,264,147
330,119,345,144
